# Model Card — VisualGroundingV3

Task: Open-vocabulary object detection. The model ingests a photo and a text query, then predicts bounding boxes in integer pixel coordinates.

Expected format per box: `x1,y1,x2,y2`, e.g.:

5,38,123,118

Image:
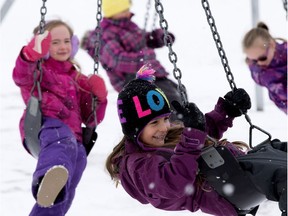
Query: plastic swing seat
24,96,42,158
24,96,98,158
198,144,267,212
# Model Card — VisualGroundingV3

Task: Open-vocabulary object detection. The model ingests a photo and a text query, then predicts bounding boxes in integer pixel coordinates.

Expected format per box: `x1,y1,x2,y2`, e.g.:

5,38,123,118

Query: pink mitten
23,30,51,62
88,74,108,101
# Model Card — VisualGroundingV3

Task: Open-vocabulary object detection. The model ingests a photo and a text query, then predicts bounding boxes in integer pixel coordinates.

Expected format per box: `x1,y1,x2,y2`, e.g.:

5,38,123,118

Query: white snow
0,0,287,215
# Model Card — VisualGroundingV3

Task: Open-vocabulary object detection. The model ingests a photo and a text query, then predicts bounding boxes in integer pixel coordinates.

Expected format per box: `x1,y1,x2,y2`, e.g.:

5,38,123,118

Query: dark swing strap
82,0,103,155
201,0,272,148
24,0,47,159
283,0,287,18
153,0,188,107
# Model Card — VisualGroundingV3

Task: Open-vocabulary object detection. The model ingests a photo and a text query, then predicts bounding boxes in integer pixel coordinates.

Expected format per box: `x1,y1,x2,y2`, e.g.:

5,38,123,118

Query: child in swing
12,19,108,215
242,22,287,114
80,0,183,110
106,65,287,216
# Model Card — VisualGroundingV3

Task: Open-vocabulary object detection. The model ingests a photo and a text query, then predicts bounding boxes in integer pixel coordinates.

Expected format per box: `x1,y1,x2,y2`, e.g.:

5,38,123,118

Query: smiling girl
13,19,108,215
106,64,286,216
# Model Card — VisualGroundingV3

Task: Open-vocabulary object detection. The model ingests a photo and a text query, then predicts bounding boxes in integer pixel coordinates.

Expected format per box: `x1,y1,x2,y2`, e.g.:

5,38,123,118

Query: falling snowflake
222,183,235,196
184,184,194,196
148,182,155,190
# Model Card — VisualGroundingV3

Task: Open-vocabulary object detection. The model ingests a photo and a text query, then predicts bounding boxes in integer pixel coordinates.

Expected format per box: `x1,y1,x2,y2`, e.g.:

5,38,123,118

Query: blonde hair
243,22,287,49
242,22,273,50
33,20,81,68
33,20,74,36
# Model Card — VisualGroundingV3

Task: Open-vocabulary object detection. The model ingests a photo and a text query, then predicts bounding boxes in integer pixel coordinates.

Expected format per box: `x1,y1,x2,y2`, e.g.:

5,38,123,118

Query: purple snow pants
29,117,87,216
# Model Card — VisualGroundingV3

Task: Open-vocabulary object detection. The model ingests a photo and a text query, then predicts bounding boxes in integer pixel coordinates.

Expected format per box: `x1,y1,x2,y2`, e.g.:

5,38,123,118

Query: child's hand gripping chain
172,100,206,131
88,74,108,102
223,88,251,117
23,30,51,62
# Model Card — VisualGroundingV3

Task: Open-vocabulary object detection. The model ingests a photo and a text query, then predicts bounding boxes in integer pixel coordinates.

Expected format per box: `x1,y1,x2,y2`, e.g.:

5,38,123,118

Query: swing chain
88,0,103,128
93,0,102,75
201,0,237,91
151,10,158,30
283,0,287,12
39,0,47,34
244,113,272,148
30,0,47,100
201,0,272,147
153,0,188,106
144,0,158,31
144,0,152,31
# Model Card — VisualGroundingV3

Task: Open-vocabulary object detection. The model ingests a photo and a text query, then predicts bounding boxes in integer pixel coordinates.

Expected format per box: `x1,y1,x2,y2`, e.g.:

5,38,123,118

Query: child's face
245,38,274,67
139,116,170,147
49,25,72,61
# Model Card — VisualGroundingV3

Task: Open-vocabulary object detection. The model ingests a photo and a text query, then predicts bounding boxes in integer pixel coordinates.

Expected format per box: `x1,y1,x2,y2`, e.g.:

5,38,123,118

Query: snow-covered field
0,0,287,215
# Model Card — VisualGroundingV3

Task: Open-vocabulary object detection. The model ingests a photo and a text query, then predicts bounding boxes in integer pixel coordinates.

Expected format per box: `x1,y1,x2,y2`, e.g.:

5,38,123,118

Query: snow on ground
0,0,287,215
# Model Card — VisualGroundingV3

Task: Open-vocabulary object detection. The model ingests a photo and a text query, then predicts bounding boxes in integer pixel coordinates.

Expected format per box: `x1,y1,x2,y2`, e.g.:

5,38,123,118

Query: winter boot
37,165,69,207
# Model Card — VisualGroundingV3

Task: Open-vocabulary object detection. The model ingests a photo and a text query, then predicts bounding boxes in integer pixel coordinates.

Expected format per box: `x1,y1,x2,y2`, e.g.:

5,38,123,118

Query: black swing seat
82,127,98,155
24,96,98,158
24,96,42,159
198,144,267,212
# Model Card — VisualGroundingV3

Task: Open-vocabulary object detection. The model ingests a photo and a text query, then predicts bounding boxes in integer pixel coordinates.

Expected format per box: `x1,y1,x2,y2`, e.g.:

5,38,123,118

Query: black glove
171,100,206,131
146,29,175,49
223,88,251,117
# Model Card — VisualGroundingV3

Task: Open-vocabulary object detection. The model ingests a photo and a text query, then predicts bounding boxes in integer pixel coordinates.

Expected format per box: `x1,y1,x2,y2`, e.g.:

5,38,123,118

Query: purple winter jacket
13,50,107,147
117,98,240,216
82,14,170,92
247,41,287,114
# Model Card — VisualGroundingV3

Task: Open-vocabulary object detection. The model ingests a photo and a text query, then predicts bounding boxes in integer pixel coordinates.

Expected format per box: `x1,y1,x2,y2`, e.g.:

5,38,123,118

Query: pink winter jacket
13,49,107,144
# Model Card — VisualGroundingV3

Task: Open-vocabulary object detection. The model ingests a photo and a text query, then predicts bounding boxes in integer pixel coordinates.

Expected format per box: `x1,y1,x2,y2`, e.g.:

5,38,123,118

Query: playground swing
23,0,102,158
283,0,287,18
143,0,158,32
153,0,286,214
23,0,47,159
81,0,103,155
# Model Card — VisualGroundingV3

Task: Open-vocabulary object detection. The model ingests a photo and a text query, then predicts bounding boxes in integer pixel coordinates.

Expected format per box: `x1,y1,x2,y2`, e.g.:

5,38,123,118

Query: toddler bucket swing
24,0,101,158
153,0,286,215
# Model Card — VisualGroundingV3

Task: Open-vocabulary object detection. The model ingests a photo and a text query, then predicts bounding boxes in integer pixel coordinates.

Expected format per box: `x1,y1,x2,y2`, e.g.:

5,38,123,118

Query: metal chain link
151,10,158,30
144,0,152,31
283,0,288,19
201,0,237,91
30,0,47,101
88,0,103,128
144,0,158,31
93,0,102,75
283,0,287,12
38,0,47,34
201,0,271,147
154,0,188,106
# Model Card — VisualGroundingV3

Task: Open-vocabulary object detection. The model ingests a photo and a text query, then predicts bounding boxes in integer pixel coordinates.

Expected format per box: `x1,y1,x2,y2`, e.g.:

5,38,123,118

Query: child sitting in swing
81,0,182,111
13,19,108,215
106,65,287,216
242,22,287,114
